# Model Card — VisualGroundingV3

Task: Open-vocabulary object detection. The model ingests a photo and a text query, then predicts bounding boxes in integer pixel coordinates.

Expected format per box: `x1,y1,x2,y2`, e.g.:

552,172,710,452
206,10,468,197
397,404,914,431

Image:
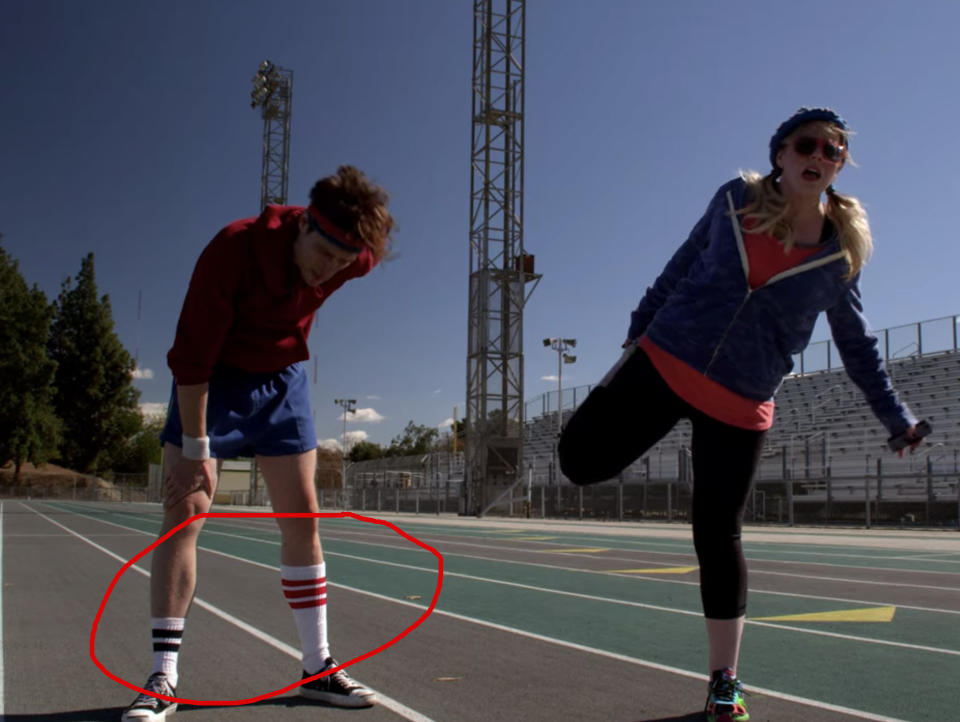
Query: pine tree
0,239,61,484
48,253,141,474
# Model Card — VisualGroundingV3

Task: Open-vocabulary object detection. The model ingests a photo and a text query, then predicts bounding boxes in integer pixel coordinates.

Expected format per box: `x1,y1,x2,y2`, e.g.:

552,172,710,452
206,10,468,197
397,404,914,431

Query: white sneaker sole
121,702,178,721
299,688,377,708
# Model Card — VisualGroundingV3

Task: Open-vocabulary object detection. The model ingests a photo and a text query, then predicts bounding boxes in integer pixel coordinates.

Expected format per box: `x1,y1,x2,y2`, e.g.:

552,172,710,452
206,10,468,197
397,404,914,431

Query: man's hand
164,457,217,509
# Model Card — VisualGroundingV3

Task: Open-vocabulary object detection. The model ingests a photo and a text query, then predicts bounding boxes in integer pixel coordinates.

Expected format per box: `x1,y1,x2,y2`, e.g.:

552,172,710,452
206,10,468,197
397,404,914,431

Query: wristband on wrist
182,434,211,460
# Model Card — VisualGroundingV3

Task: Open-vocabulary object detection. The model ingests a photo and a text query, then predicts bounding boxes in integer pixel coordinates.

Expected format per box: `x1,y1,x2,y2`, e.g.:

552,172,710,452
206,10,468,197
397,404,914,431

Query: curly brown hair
309,166,394,262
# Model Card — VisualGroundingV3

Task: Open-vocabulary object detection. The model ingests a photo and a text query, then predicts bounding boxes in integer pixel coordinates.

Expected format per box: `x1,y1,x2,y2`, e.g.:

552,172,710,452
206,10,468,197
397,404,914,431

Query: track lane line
47,502,960,620
44,502,960,655
195,517,960,615
76,503,960,574
40,502,922,722
23,502,435,722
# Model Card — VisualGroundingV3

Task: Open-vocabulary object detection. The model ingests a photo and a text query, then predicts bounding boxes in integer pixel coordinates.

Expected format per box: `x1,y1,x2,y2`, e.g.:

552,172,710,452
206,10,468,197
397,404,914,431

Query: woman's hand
896,425,924,458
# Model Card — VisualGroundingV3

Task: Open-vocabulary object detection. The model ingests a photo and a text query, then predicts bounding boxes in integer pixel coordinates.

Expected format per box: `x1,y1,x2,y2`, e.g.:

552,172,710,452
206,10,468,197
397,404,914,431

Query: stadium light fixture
250,59,280,110
544,337,577,482
334,398,358,488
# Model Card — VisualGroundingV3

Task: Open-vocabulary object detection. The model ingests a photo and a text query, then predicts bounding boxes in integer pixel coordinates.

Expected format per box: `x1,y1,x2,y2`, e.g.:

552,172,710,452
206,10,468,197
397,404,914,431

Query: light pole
543,338,576,481
334,398,357,488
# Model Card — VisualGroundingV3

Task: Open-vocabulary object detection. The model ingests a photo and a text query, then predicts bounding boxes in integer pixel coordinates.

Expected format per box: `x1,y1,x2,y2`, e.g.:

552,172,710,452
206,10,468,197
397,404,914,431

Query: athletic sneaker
299,657,377,708
121,672,177,721
705,668,749,722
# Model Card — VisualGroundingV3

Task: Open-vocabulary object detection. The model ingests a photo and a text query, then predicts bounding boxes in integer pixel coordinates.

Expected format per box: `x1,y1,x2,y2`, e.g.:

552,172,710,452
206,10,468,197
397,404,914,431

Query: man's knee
163,491,213,536
278,516,318,541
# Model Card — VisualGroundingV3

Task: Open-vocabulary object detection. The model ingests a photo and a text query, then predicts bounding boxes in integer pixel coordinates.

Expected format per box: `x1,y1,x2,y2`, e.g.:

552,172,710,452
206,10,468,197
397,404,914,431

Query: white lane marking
308,527,960,598
196,517,960,615
247,517,960,577
43,500,960,620
44,503,960,655
23,503,435,722
72,503,960,575
326,552,960,657
156,531,918,722
39,502,917,722
905,552,960,562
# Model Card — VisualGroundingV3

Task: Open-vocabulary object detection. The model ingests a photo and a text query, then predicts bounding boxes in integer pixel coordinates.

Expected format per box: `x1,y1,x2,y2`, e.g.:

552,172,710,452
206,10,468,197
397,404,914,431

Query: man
122,166,394,721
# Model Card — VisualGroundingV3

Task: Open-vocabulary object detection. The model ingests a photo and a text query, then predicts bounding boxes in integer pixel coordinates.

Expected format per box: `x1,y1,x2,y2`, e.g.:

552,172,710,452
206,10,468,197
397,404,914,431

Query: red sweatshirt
167,205,375,385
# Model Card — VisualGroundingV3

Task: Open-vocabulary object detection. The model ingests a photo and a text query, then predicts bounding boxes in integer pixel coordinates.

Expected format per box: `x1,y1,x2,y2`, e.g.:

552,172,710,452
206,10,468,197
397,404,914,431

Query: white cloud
139,402,167,420
432,388,442,395
342,407,385,423
132,367,154,380
318,438,341,452
542,375,559,382
438,417,455,430
345,430,368,446
318,431,368,453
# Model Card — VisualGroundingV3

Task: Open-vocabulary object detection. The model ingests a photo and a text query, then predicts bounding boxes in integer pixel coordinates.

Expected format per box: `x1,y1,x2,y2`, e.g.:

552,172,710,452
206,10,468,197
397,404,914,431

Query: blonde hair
738,122,872,279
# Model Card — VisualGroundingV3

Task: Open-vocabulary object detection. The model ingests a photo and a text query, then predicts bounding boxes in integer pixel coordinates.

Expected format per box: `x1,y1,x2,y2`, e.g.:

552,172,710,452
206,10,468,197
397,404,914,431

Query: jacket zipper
704,191,755,377
704,288,752,376
702,190,848,379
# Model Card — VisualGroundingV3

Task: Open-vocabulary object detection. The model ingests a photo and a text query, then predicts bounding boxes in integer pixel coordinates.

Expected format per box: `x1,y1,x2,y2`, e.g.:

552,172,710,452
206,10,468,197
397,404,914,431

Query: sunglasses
791,136,845,163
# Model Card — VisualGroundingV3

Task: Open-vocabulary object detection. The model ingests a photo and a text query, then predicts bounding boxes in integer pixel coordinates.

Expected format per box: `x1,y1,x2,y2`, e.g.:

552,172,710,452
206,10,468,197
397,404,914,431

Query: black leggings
558,348,766,619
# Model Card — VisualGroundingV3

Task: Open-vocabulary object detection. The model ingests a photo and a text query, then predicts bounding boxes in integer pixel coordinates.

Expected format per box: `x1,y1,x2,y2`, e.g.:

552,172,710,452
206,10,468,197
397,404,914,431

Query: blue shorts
159,363,317,458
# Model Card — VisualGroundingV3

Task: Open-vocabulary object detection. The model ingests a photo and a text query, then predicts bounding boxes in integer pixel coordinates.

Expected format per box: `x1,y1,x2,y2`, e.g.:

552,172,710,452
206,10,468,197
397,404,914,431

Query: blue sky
2,1,959,450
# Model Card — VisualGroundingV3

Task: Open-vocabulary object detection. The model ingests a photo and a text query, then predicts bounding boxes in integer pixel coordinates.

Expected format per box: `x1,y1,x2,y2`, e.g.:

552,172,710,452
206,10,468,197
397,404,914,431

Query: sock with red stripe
281,562,329,674
151,617,185,688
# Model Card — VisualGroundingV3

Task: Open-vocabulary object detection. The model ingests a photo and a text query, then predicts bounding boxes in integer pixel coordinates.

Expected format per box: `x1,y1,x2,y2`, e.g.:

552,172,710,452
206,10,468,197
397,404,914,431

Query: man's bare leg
150,442,220,616
257,450,374,707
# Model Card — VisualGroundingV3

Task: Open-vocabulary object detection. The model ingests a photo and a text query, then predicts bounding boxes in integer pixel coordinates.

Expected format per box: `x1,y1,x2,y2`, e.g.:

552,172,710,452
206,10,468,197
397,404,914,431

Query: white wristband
182,435,211,460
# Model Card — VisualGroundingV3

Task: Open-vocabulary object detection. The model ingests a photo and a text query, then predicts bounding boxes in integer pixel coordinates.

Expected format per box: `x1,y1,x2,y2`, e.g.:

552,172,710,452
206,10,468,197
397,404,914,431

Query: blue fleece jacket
628,177,915,436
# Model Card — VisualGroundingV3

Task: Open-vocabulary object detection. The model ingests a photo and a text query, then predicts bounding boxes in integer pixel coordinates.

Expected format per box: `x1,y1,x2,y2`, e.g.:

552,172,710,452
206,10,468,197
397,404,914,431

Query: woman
558,108,922,722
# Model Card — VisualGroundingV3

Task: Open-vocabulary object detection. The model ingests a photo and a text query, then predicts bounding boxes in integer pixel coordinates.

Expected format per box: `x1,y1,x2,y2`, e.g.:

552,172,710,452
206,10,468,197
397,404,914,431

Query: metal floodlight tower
465,0,540,516
248,60,293,504
251,60,293,209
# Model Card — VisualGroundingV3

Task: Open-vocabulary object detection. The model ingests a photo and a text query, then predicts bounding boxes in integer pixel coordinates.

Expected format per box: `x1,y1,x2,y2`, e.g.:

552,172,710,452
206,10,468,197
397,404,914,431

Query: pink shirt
639,226,821,430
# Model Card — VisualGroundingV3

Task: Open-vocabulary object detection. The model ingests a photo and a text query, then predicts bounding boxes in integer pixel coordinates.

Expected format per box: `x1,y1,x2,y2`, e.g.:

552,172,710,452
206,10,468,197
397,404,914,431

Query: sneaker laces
132,673,173,706
711,674,746,705
327,666,363,691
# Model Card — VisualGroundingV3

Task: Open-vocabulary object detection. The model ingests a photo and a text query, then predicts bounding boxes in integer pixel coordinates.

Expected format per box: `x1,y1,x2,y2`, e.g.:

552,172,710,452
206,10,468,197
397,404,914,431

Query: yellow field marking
753,605,896,623
509,536,558,541
607,567,698,575
536,547,610,554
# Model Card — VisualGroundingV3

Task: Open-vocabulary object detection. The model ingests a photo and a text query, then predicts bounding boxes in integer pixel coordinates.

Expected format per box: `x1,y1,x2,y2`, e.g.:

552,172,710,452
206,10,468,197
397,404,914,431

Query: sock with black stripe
151,617,185,689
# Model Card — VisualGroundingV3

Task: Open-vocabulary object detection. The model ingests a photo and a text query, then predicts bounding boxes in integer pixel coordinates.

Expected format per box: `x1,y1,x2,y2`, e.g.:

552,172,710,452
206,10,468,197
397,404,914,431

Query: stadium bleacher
524,338,960,511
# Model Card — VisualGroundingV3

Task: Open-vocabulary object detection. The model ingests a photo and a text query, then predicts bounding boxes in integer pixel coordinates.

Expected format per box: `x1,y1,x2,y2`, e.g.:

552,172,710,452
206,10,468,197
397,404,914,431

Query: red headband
305,206,366,253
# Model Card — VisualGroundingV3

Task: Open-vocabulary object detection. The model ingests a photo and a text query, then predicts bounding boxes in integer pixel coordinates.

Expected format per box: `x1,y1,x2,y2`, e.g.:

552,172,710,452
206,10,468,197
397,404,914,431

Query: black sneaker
299,657,376,708
121,672,177,721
